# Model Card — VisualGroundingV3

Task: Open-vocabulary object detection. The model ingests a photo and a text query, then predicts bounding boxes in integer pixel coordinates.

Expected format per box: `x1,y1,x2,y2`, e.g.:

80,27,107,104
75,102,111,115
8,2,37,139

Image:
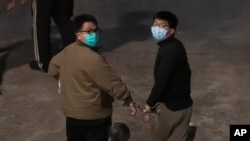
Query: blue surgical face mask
84,32,99,47
151,26,167,41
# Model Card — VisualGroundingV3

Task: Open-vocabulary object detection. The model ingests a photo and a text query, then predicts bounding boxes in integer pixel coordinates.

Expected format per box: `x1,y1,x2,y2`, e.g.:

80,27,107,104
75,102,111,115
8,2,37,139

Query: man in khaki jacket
48,14,136,141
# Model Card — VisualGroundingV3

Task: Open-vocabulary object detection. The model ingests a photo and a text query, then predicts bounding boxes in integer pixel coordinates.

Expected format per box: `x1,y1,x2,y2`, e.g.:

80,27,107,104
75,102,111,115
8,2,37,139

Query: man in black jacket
144,11,193,141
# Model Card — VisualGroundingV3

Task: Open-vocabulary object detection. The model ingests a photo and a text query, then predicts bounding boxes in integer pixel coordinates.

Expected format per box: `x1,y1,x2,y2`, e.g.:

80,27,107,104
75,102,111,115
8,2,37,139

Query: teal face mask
84,33,99,47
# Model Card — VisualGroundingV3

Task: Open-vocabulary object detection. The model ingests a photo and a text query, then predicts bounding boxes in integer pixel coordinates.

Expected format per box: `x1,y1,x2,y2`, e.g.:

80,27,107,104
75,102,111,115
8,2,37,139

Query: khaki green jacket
48,40,133,120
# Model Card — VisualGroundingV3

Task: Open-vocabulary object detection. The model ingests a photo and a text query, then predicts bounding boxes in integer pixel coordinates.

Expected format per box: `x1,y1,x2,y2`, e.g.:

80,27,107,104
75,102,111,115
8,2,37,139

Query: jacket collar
76,39,88,47
157,36,175,46
76,39,101,52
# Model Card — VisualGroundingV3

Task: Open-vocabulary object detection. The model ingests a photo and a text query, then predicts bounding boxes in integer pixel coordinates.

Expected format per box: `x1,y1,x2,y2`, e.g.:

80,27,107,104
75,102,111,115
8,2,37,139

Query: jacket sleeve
48,52,63,79
86,55,133,104
146,45,180,107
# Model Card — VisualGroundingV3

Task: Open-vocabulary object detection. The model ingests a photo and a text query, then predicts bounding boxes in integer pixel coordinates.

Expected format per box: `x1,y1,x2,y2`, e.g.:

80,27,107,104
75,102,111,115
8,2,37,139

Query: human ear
76,32,82,40
167,28,175,37
170,28,175,35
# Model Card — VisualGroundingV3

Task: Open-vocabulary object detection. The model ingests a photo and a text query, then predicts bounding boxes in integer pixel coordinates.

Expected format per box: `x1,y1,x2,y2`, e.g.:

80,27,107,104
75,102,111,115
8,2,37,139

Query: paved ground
1,0,250,141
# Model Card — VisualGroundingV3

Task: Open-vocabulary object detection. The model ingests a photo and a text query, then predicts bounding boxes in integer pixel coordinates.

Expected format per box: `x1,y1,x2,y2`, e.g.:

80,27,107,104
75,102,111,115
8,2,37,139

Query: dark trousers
31,0,75,70
66,117,112,141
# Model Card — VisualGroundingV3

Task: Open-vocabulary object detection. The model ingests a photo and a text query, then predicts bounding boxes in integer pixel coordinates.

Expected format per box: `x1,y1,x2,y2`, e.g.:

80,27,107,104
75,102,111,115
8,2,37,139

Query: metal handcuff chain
132,103,160,114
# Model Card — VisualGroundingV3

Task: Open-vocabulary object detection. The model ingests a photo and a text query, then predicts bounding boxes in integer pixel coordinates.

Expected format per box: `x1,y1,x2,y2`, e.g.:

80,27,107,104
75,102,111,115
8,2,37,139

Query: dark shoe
29,60,48,72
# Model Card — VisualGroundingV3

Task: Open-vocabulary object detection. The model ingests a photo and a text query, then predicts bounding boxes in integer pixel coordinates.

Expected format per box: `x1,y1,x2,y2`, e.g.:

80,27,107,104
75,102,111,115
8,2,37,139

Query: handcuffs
131,102,160,114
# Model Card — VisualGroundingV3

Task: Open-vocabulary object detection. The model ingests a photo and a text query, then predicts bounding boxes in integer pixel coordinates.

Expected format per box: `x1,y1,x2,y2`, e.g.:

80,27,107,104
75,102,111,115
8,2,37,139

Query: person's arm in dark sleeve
146,45,180,107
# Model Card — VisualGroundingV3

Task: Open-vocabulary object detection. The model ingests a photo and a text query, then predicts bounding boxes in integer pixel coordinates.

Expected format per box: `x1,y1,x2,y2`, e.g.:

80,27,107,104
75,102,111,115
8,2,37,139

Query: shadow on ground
100,11,152,52
0,40,33,94
0,36,63,94
100,24,151,52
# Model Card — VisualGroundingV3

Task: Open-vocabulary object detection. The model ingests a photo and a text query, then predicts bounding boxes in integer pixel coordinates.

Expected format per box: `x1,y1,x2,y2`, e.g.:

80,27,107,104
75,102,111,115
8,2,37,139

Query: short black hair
108,122,130,141
153,11,179,29
73,14,98,32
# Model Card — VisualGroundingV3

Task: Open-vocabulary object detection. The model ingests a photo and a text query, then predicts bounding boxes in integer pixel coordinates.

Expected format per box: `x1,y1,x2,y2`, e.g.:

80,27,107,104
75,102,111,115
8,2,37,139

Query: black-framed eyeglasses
78,28,101,34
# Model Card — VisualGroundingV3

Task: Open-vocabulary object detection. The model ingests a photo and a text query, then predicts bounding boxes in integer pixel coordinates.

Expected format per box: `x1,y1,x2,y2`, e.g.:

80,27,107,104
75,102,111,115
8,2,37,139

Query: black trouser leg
66,117,111,141
52,0,75,53
31,0,53,71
